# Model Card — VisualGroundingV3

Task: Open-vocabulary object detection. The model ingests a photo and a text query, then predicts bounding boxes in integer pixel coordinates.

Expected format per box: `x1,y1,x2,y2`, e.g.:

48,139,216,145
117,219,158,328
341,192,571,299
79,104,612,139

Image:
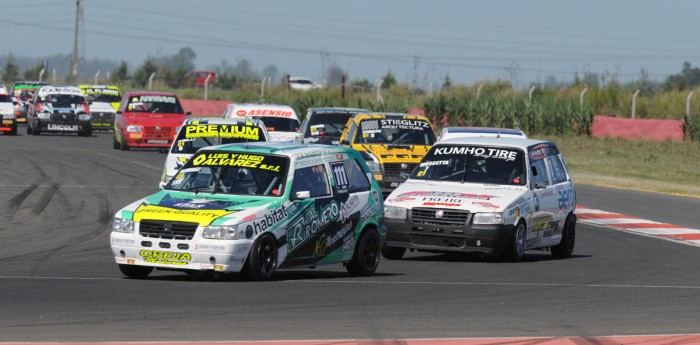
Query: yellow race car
79,84,122,129
340,112,436,197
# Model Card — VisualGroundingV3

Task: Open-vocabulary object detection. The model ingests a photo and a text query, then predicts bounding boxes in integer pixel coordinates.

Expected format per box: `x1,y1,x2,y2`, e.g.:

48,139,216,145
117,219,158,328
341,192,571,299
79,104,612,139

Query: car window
546,155,568,184
530,158,549,188
331,159,371,193
291,164,331,198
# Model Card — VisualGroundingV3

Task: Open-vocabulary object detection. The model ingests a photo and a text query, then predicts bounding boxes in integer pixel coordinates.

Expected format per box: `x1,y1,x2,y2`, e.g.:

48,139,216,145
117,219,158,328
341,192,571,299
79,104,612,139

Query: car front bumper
384,214,515,255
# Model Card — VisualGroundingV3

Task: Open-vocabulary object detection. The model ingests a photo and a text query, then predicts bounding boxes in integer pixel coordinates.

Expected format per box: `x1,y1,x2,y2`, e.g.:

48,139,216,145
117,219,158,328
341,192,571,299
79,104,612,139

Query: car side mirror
535,182,547,189
340,140,350,146
186,112,192,116
116,111,122,114
294,191,311,200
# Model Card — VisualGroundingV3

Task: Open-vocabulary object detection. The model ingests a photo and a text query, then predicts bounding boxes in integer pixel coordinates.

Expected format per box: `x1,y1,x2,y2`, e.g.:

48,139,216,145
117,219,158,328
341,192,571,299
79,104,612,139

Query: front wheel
246,234,278,281
502,221,527,262
119,135,130,151
347,229,380,276
551,214,576,259
79,128,92,137
112,134,120,149
118,264,153,278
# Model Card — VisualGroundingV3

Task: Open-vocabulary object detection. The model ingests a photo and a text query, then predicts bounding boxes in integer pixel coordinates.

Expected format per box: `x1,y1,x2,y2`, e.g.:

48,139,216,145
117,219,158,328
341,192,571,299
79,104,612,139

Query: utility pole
70,0,82,78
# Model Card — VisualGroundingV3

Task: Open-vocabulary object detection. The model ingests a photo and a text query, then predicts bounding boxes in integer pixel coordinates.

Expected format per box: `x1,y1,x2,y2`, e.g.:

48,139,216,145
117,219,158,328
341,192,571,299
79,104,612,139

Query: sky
2,0,700,88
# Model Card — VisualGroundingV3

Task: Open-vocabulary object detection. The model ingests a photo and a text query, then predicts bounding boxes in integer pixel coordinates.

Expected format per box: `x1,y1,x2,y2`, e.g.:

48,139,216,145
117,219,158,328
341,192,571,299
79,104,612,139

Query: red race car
113,91,190,151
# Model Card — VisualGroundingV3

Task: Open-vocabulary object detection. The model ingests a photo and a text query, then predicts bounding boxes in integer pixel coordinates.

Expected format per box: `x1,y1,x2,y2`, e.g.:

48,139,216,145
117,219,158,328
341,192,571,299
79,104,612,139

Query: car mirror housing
295,191,311,200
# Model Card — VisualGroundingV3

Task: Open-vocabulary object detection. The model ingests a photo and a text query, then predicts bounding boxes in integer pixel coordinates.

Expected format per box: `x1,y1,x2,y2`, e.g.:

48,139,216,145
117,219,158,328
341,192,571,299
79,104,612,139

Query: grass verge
538,135,700,198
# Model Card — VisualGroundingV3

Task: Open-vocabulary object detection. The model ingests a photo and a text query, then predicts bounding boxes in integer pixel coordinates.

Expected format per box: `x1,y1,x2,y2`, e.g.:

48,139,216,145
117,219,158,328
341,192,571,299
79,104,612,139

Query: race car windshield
354,118,436,146
166,152,288,197
41,94,86,107
127,95,184,114
171,124,266,154
251,116,299,132
305,113,352,139
411,145,527,186
87,93,122,103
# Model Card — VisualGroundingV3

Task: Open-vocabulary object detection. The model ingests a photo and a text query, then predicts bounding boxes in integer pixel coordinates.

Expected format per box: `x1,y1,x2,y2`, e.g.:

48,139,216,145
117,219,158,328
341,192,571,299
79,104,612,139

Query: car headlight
126,125,142,133
360,151,382,175
472,212,504,225
112,217,135,233
384,205,407,219
202,225,240,240
37,112,51,119
175,126,182,134
78,114,91,121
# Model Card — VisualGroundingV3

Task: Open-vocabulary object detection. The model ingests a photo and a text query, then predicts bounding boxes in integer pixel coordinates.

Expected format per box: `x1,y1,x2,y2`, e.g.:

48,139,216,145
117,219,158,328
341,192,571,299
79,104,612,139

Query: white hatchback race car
382,136,576,261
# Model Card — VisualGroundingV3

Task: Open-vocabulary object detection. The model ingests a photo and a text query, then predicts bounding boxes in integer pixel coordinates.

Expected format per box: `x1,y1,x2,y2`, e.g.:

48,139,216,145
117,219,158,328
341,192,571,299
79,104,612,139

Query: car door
527,145,558,248
283,163,338,267
544,149,575,241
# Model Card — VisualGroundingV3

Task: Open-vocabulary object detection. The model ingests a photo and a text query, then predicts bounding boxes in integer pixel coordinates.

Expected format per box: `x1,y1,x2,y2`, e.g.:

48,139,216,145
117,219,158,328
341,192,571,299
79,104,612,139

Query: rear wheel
502,221,526,262
26,124,32,135
246,234,278,281
31,121,40,136
118,264,153,279
551,214,576,259
381,245,405,260
347,229,380,276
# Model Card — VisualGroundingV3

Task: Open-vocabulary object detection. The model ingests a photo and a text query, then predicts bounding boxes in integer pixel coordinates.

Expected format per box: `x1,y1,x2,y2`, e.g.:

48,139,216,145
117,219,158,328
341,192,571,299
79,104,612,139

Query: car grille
383,163,417,176
410,234,466,248
412,207,471,226
92,112,115,122
139,220,198,240
50,113,77,121
144,126,173,139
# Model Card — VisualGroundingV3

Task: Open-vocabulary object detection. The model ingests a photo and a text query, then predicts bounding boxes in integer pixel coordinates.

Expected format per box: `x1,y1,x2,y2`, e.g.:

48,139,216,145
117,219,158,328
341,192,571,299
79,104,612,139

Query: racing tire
119,135,130,151
118,264,153,279
346,229,380,276
8,126,17,135
112,135,120,150
502,221,527,262
26,124,32,135
79,128,92,137
31,125,40,136
381,244,405,260
551,214,576,259
246,234,278,281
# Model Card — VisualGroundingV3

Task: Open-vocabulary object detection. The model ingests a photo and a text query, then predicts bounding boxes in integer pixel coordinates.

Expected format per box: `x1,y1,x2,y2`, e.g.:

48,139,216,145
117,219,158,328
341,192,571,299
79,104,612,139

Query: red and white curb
576,206,700,246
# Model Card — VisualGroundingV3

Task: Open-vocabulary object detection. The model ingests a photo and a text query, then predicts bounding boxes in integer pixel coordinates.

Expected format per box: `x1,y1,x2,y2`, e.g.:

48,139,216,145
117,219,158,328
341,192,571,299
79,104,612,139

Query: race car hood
0,102,14,116
89,101,116,113
385,180,530,213
116,190,279,226
268,131,303,143
123,113,185,126
357,144,430,163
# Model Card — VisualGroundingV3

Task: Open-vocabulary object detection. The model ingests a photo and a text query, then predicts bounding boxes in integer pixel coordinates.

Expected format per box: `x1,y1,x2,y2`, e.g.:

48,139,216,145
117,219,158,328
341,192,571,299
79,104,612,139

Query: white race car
382,136,576,261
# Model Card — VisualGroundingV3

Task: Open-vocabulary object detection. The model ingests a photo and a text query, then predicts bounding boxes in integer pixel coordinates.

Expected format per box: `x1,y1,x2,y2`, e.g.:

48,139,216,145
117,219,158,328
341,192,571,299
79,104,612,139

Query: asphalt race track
2,130,700,342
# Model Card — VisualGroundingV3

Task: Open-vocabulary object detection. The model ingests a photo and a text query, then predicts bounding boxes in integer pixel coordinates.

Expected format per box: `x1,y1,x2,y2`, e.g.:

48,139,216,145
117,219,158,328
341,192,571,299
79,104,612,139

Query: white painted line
575,208,611,214
622,228,700,235
95,152,162,171
592,218,659,225
0,184,156,189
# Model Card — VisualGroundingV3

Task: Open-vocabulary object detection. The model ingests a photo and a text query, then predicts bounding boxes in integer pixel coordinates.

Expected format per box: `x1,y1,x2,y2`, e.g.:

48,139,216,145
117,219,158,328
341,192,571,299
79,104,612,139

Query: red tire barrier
180,99,233,117
591,115,684,142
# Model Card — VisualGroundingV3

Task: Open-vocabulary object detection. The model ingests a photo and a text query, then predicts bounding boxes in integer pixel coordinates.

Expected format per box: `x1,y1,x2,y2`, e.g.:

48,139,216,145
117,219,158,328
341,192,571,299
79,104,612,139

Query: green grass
538,135,700,197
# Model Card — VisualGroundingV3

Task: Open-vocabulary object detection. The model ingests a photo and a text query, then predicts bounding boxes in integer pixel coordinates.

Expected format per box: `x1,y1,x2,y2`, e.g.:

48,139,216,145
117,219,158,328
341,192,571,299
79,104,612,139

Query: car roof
203,142,352,156
436,136,552,150
307,107,370,115
124,91,177,97
182,117,266,126
439,127,527,140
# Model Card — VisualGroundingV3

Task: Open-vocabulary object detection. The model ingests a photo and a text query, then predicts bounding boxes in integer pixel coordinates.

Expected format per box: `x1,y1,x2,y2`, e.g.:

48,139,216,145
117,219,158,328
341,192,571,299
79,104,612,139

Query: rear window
172,124,266,154
252,116,300,132
127,95,183,114
305,113,353,138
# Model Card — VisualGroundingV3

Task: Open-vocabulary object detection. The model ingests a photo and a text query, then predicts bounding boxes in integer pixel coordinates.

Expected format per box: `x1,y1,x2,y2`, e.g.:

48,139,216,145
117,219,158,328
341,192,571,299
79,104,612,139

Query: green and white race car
111,142,386,280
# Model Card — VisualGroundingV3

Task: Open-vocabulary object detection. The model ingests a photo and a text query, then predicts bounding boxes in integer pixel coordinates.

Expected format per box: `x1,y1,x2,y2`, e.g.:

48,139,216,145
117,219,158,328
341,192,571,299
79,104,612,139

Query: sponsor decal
472,201,500,209
147,139,169,144
343,234,354,252
157,195,246,210
191,153,281,172
37,87,83,96
133,204,232,226
195,244,226,252
138,95,176,103
288,201,340,251
423,201,461,207
419,160,449,167
140,250,191,266
110,238,135,246
434,146,518,161
379,119,430,131
360,200,381,223
386,197,415,202
236,109,293,117
248,207,288,236
398,191,495,200
557,188,574,210
47,123,78,131
84,88,120,96
314,221,353,256
339,194,361,223
532,215,555,232
184,124,260,140
330,161,350,189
